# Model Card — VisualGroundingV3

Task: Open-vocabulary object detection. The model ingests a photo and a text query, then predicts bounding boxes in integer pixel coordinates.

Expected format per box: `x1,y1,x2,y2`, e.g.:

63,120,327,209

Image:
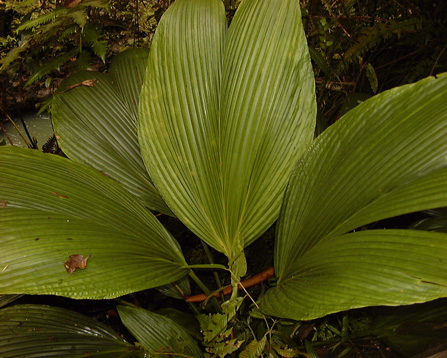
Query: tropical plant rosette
1,0,447,355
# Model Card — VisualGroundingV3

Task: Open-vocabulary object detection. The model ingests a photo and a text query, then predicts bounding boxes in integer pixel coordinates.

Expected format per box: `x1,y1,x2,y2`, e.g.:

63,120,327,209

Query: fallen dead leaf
58,79,98,94
65,254,91,273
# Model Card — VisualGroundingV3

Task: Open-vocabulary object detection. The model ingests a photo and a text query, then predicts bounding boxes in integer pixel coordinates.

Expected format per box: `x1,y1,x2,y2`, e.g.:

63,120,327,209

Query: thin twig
0,122,14,145
185,267,274,303
201,241,225,302
188,270,223,313
4,113,33,148
20,116,37,149
430,43,447,77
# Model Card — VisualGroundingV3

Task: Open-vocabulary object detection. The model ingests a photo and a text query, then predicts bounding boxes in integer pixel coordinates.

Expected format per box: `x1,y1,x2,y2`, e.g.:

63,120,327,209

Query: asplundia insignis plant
1,0,447,356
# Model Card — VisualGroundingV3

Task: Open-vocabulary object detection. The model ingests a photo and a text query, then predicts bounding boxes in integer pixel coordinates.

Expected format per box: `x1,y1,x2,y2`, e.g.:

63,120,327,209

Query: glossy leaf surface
52,49,171,214
261,74,447,320
118,305,203,358
0,304,144,357
138,0,315,262
0,147,188,298
262,230,447,320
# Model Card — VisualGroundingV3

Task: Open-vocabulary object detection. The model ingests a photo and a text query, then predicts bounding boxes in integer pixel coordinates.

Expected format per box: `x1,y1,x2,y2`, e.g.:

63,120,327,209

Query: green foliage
299,0,447,131
138,0,315,266
50,49,171,213
198,296,244,356
118,305,203,358
0,0,162,92
1,0,447,357
239,336,267,358
0,1,109,90
82,22,108,62
24,48,79,86
0,304,144,357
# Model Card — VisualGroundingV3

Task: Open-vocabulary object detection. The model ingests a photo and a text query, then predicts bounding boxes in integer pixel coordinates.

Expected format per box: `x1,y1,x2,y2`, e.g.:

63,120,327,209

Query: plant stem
171,283,201,316
5,113,33,148
19,116,37,149
186,267,275,303
0,122,14,145
114,299,139,308
201,241,225,302
187,301,201,316
183,263,227,270
188,270,222,314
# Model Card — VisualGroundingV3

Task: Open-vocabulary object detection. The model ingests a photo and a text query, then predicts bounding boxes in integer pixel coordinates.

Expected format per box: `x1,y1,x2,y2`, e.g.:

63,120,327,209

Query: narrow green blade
0,147,187,298
261,230,447,320
0,304,144,357
52,49,171,214
118,305,203,358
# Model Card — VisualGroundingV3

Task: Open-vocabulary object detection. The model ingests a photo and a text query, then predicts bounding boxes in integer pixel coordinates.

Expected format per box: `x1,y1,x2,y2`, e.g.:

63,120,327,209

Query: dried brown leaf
64,254,91,273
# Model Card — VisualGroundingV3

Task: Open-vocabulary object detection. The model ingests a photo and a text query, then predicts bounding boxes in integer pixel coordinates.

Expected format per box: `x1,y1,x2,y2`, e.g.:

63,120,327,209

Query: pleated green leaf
109,49,150,120
275,74,447,279
0,304,144,357
52,49,171,214
0,147,188,298
260,74,447,320
138,0,226,255
219,0,315,252
330,167,447,236
138,0,315,262
261,230,447,320
118,305,203,358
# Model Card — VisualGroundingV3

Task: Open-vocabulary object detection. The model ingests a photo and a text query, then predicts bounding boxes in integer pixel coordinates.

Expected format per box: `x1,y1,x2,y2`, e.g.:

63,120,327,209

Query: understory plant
1,0,447,356
0,0,159,91
1,0,111,86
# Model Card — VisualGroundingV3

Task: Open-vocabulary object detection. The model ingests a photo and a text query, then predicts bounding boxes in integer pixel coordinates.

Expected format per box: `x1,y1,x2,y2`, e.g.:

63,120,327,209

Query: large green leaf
52,49,171,214
0,304,144,357
138,0,226,255
218,0,315,251
261,230,447,320
261,74,447,320
138,0,315,263
118,305,203,358
0,147,188,298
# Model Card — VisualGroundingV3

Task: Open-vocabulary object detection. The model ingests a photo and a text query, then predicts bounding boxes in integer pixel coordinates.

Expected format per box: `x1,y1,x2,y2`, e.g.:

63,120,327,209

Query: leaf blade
275,74,447,280
0,304,144,357
138,0,227,252
138,0,316,262
118,305,203,358
52,49,171,214
0,147,187,298
262,230,447,320
219,0,316,252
